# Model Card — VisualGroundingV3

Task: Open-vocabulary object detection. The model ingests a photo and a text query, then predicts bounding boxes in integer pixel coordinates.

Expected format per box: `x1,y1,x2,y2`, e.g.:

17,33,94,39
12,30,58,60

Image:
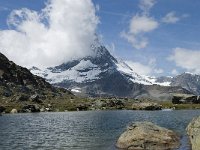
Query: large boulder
30,94,42,103
116,122,180,150
3,89,12,97
10,109,18,113
186,116,200,150
16,94,30,101
21,104,40,113
76,104,89,111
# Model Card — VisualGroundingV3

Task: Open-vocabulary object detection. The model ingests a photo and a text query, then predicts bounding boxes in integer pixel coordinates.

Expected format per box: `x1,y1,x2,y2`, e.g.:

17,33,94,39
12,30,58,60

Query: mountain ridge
30,43,191,98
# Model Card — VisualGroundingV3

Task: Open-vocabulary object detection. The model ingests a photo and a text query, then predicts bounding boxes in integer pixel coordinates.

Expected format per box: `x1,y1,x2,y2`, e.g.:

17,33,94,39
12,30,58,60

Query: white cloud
126,61,152,75
121,15,159,49
129,15,158,34
162,11,189,24
0,6,9,11
162,11,180,24
139,0,156,14
154,68,163,74
0,0,99,68
126,58,163,76
169,48,200,74
121,0,158,49
105,42,115,55
171,69,178,75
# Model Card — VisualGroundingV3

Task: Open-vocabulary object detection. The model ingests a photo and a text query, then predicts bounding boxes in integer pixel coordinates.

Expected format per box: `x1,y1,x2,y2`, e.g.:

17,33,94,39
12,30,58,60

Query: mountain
143,73,200,95
0,52,74,113
170,73,200,95
166,73,200,95
30,43,190,98
30,44,150,97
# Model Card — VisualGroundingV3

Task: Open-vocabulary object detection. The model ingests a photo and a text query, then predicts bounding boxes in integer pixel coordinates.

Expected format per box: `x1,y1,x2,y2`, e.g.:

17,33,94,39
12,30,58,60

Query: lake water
0,110,200,150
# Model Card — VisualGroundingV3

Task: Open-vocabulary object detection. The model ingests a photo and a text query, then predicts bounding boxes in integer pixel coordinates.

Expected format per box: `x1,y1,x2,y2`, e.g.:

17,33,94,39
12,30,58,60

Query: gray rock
116,122,180,150
3,89,12,97
132,102,162,110
21,104,40,113
76,104,89,111
186,116,200,150
10,109,18,113
17,94,30,101
30,94,41,103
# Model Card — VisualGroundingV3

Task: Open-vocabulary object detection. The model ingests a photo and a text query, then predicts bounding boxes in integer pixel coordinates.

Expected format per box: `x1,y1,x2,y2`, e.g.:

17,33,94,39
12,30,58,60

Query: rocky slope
0,53,74,113
170,73,200,95
151,73,200,95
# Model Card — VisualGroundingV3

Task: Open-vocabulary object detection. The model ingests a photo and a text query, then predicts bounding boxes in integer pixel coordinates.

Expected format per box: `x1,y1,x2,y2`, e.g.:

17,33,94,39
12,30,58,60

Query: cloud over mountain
0,0,99,68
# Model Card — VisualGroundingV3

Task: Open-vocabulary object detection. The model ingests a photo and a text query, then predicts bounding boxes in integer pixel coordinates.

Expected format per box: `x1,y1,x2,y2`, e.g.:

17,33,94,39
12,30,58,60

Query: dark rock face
17,94,30,101
172,95,200,104
76,104,89,111
0,106,6,113
3,89,12,97
116,122,180,150
0,53,52,90
0,52,74,112
21,105,40,113
30,94,41,103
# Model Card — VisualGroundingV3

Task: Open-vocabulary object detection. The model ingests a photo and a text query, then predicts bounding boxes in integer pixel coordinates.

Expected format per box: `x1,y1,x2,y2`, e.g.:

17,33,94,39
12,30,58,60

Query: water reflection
0,110,200,150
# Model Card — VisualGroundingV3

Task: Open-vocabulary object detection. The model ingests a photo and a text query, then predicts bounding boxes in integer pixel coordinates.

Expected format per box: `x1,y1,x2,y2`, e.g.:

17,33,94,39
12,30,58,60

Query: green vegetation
159,101,200,110
2,94,200,113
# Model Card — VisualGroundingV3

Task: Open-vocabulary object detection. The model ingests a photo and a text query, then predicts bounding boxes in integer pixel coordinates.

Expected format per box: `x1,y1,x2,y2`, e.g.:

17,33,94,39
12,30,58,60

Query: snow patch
143,76,171,86
116,60,152,85
71,88,81,93
30,60,104,84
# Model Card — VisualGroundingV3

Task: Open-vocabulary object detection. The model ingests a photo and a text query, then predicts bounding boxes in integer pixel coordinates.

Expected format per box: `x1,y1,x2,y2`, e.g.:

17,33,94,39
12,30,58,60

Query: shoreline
2,97,200,114
1,107,200,115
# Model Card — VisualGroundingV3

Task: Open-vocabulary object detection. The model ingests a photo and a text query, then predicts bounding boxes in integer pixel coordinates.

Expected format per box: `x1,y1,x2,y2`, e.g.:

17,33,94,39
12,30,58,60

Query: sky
0,0,200,77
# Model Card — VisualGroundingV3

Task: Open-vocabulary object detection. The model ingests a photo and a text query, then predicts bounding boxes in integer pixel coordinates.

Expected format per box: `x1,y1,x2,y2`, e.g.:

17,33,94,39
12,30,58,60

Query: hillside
0,53,75,113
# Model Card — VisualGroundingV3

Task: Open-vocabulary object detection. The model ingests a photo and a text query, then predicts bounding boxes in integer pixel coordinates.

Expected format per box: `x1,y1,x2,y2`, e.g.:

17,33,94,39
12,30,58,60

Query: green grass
2,95,200,113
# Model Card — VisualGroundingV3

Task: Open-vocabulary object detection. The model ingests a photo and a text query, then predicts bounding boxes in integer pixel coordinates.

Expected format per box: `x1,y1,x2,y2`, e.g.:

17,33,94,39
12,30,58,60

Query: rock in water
186,116,200,150
116,122,180,150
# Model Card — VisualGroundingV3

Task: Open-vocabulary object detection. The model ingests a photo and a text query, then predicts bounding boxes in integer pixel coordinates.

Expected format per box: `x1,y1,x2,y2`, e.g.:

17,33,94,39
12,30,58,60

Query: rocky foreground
187,116,200,150
116,122,180,150
0,52,76,113
115,116,200,150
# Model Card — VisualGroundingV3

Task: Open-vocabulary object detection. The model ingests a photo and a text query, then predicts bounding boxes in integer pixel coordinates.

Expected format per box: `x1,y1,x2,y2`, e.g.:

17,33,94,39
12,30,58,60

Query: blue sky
0,0,200,76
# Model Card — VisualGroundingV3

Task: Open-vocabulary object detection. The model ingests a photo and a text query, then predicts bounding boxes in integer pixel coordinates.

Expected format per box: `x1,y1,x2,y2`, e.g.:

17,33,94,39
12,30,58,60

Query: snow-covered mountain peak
30,43,152,86
30,43,198,97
